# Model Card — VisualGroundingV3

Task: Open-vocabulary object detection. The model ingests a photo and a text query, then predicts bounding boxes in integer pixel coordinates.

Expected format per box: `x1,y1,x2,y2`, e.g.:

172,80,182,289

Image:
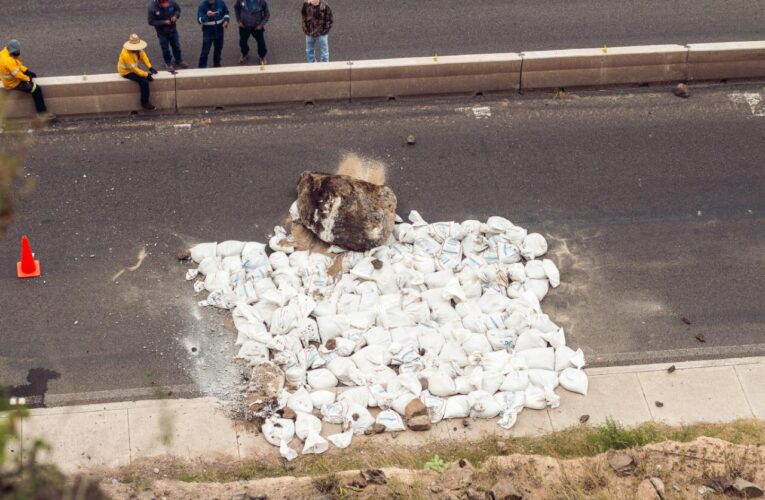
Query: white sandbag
408,210,428,227
321,400,348,424
367,383,393,409
268,251,290,270
270,305,301,335
295,411,323,441
524,386,547,410
302,428,329,455
197,255,221,276
514,330,547,351
524,260,547,280
528,369,559,390
190,242,217,263
444,395,472,419
486,329,515,350
391,393,418,416
337,386,370,408
310,390,336,409
388,373,422,397
418,329,446,356
216,240,245,258
312,298,337,317
363,326,392,346
204,270,230,292
367,365,398,388
428,369,458,397
236,341,269,364
317,315,351,343
390,327,420,348
478,289,511,314
425,270,454,289
521,233,548,259
307,368,339,390
468,390,502,418
345,403,376,434
555,346,586,371
376,410,406,432
500,370,530,392
485,216,514,234
525,279,550,301
542,259,560,288
222,255,243,273
454,375,473,395
519,347,555,370
481,370,504,394
287,388,314,414
439,341,469,367
461,333,492,354
539,327,566,349
280,440,298,461
262,418,295,447
559,368,588,395
327,357,364,386
327,430,353,449
506,263,526,283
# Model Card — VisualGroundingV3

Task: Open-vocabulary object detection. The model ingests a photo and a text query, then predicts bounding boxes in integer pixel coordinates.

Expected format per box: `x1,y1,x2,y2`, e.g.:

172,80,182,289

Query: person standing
148,0,189,71
235,0,270,65
0,40,55,121
118,34,159,110
197,0,230,68
302,0,333,63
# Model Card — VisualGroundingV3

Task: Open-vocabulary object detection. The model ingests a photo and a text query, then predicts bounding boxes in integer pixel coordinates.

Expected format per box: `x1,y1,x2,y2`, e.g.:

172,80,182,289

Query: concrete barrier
175,62,350,110
687,41,765,81
3,73,175,118
521,45,688,90
350,53,522,99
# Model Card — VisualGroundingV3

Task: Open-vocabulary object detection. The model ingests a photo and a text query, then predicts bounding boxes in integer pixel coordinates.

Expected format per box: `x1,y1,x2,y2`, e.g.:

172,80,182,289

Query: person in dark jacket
234,0,269,65
302,0,333,63
148,0,189,71
197,0,230,68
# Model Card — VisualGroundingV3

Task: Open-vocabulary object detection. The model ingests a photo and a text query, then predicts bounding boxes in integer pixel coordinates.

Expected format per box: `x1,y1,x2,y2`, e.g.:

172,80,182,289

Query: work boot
141,103,156,111
259,56,268,65
165,64,177,74
173,60,189,70
35,112,57,124
238,54,249,65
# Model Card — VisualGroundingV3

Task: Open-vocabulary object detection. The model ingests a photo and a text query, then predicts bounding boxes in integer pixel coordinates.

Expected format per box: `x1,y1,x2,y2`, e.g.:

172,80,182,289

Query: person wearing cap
234,0,270,65
118,34,159,111
148,0,189,72
197,0,230,68
0,40,55,121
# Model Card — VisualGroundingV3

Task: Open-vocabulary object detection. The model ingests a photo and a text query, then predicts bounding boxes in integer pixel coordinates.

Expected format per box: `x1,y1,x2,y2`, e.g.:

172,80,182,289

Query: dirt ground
100,436,765,499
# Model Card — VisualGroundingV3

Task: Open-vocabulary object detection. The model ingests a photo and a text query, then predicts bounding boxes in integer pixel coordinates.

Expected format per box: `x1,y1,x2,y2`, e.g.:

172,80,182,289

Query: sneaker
173,60,189,70
141,103,156,111
238,54,249,65
35,112,57,124
165,64,177,74
259,57,268,65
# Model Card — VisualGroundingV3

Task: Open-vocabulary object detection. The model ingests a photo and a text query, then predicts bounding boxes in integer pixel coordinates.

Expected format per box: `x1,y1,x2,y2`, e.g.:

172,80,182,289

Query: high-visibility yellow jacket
0,47,30,90
117,49,153,77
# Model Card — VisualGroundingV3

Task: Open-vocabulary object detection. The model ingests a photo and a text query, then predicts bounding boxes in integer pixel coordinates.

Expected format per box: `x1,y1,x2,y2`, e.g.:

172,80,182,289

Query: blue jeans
305,35,329,63
199,35,224,68
157,31,183,65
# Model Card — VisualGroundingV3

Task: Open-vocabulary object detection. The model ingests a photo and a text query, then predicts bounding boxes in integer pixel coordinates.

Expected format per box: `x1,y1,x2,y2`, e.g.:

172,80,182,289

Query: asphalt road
4,0,765,77
0,84,763,406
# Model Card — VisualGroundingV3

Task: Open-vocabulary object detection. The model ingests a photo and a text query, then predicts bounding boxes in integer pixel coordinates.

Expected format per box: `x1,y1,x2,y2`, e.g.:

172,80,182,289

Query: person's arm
261,0,270,25
198,2,208,24
323,4,333,34
13,60,30,82
222,1,230,25
173,1,181,20
234,0,242,24
134,52,150,77
301,4,310,35
148,4,166,27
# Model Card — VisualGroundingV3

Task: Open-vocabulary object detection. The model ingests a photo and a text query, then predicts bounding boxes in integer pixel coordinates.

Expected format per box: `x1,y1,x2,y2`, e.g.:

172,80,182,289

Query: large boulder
296,171,397,252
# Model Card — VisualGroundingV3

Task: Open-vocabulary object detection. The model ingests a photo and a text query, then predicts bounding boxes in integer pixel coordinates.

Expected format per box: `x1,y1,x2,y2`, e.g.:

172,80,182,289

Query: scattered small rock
441,462,473,490
486,477,523,499
637,477,666,500
371,258,383,270
361,468,387,485
608,453,637,476
363,422,386,435
655,401,664,408
430,482,444,493
674,83,690,98
462,418,471,428
405,398,428,421
681,316,691,325
579,414,590,424
688,445,698,454
153,468,160,474
407,414,432,431
406,134,416,145
346,474,367,490
727,478,764,498
667,365,676,373
466,487,484,500
695,333,706,343
176,249,191,261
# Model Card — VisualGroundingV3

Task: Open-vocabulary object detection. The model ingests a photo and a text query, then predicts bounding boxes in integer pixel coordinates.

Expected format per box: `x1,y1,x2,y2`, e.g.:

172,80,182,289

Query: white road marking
456,106,492,119
729,92,765,116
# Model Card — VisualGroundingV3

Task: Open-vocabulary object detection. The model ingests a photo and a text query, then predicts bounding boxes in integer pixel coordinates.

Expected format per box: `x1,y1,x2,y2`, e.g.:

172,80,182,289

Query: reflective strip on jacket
117,48,153,77
0,47,30,90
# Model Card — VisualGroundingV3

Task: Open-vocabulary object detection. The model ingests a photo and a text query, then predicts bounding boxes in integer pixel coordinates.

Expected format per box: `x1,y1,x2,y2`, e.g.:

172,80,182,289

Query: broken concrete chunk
728,478,764,498
296,171,397,252
486,477,523,499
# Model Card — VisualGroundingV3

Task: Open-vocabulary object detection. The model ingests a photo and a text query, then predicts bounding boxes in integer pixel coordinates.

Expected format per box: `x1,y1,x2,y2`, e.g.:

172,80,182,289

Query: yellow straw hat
123,34,147,51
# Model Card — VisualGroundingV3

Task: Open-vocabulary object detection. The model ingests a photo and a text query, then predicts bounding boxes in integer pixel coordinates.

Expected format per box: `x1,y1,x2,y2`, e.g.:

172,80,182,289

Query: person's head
6,39,21,58
207,0,216,5
307,0,320,5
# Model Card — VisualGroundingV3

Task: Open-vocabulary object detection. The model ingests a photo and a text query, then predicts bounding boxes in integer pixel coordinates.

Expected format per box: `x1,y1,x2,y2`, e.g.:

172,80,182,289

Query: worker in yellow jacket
118,34,159,110
0,40,55,121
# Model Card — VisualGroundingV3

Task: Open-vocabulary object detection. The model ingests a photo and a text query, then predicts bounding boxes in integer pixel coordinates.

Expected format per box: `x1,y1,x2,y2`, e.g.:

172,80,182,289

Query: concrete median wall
687,41,765,81
350,54,522,99
3,73,175,118
2,41,764,119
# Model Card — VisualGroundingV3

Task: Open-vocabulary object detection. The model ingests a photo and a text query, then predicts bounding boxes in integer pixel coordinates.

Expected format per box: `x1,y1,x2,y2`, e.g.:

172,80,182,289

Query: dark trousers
239,27,267,58
157,31,183,65
122,73,151,105
199,35,224,68
13,81,47,113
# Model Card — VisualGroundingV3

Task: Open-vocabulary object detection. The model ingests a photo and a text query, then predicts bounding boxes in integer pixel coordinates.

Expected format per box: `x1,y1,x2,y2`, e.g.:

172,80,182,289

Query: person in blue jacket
148,0,189,71
197,0,230,68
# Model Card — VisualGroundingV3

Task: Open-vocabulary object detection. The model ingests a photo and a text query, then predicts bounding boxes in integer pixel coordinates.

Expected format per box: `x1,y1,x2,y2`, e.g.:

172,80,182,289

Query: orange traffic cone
17,235,41,279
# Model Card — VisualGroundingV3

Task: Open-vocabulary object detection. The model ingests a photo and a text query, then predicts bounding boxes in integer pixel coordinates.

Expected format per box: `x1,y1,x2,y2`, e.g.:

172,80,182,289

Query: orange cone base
17,260,41,279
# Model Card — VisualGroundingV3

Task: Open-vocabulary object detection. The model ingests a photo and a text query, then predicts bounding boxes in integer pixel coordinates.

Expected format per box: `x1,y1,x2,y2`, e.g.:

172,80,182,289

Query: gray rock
296,171,397,252
485,478,523,500
608,453,636,476
407,414,432,431
637,477,665,500
674,83,690,98
728,477,764,498
405,398,428,421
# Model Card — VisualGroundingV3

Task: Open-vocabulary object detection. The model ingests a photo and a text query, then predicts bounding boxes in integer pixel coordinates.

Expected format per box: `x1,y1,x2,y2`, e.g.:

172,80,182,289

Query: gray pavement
4,0,765,77
0,84,764,405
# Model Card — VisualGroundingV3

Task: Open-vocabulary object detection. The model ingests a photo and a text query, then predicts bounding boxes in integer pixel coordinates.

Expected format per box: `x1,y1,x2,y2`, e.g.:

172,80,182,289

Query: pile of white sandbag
185,209,587,459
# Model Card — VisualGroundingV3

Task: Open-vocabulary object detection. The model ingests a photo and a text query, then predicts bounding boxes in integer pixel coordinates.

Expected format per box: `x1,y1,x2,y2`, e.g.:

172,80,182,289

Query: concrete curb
3,41,764,118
